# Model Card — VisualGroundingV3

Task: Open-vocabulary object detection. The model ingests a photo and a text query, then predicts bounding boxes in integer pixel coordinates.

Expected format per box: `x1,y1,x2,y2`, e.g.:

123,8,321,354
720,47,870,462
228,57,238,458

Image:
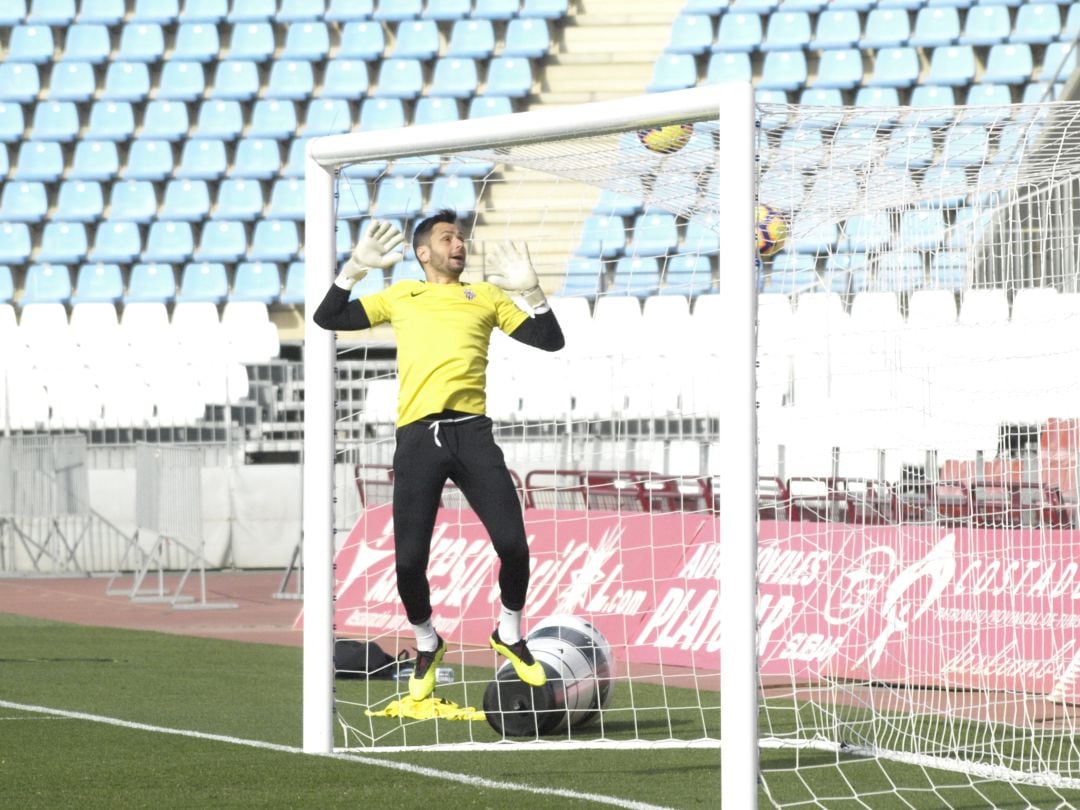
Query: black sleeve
508,309,564,352
312,285,372,331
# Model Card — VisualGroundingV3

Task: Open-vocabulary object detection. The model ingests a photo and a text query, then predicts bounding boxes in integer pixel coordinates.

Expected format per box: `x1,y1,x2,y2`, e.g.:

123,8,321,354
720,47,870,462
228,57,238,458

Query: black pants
392,414,529,626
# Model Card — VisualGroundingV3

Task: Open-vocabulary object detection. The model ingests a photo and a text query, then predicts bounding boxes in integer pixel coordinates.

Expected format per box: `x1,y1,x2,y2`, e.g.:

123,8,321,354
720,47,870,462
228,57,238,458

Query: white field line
0,700,675,810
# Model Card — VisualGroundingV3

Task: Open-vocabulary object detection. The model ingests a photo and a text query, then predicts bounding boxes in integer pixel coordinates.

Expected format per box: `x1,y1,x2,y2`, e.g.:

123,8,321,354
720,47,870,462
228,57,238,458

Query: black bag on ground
334,639,405,680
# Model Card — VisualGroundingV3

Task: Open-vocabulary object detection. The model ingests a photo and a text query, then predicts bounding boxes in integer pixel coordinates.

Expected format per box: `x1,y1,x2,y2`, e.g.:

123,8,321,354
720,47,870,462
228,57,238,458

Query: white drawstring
426,414,481,447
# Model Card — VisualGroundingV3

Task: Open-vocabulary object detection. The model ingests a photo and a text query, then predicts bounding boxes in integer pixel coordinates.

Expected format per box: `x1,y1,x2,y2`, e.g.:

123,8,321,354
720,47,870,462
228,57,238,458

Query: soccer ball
756,204,788,257
637,123,693,154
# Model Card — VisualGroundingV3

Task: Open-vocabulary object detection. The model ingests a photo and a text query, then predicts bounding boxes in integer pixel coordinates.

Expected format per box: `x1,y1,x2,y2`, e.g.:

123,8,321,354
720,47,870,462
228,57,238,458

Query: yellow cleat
489,629,546,687
408,636,447,701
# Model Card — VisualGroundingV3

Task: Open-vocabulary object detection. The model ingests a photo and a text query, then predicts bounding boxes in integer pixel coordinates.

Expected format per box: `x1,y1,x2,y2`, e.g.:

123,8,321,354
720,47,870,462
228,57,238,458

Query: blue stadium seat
27,0,74,24
814,48,862,89
359,98,406,130
249,220,300,262
468,95,513,118
1012,4,1062,44
280,137,309,178
661,254,713,297
394,19,440,59
390,256,421,284
122,139,173,181
485,57,533,97
758,50,807,90
224,22,275,61
8,25,55,63
232,138,281,179
1039,41,1076,83
249,100,298,140
929,251,966,292
194,220,247,262
853,86,900,109
884,126,935,169
91,221,142,263
414,96,461,126
473,0,518,19
519,0,567,18
282,21,331,60
909,84,957,126
374,0,422,20
109,179,158,222
280,261,305,305
574,215,626,259
983,43,1034,85
424,0,471,19
177,261,228,303
427,175,476,217
21,263,72,305
797,88,843,126
209,60,260,100
131,0,178,23
557,257,603,298
336,180,371,219
55,179,105,221
867,47,920,87
959,5,1010,45
448,19,496,58
682,218,720,255
143,221,195,264
940,124,989,167
430,58,480,98
321,60,370,98
730,0,778,10
861,8,910,48
964,84,1013,124
0,0,24,24
214,178,264,220
666,13,713,54
157,61,206,102
176,138,228,180
141,100,190,141
174,21,221,62
926,45,977,86
920,164,969,208
608,257,661,298
180,0,228,22
0,224,31,264
594,187,642,218
192,100,244,140
228,0,275,20
0,63,39,103
13,140,63,181
125,262,176,302
30,100,79,141
706,52,752,83
72,262,124,303
232,261,281,304
838,212,891,252
267,178,306,220
101,61,151,102
160,179,211,221
71,139,120,181
387,153,439,178
632,217,681,258
875,251,924,293
0,181,47,222
910,7,960,47
38,222,88,264
339,21,386,60
373,58,424,99
762,11,811,51
647,53,697,93
898,209,946,250
86,101,136,142
118,23,166,62
76,0,123,23
372,176,423,218
813,9,860,49
266,60,315,100
713,12,763,52
47,61,96,101
279,0,326,20
305,98,354,135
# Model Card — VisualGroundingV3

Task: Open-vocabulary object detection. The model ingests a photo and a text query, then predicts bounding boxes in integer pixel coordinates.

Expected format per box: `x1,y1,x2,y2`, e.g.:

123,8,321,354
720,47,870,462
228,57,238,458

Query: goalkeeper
313,209,564,702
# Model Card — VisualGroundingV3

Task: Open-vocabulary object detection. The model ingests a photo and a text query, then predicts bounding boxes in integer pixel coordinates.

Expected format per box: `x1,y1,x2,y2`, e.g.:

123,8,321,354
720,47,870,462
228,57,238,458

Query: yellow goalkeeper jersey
360,279,529,427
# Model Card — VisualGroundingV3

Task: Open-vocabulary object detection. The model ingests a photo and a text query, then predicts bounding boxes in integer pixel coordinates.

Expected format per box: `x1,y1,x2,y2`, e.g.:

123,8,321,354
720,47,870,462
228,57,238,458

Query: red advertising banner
332,505,1080,702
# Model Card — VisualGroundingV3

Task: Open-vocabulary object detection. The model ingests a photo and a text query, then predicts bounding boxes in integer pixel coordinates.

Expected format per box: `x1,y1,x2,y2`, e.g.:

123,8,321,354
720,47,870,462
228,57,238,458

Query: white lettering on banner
757,545,831,586
953,559,1080,601
757,594,795,658
943,637,1078,682
823,546,896,626
778,632,848,663
336,514,395,597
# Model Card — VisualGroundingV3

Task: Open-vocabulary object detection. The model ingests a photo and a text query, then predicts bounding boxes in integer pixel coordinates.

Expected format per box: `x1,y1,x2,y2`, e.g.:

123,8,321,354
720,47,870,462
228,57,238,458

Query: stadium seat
47,61,96,102
72,262,124,304
1009,5,1061,45
7,25,55,64
705,52,752,84
278,0,325,19
575,215,626,259
156,61,207,102
372,176,423,219
109,182,160,224
762,11,811,51
27,0,75,24
232,138,281,179
1038,41,1076,83
814,48,862,89
413,96,461,126
926,45,977,86
898,209,946,249
282,21,331,61
661,254,713,296
557,257,604,298
37,222,88,265
195,220,247,263
940,125,989,167
224,22,275,61
176,139,227,180
359,98,406,130
424,0,471,19
758,51,807,90
140,100,190,141
125,262,176,303
214,178,264,221
838,212,891,252
30,100,79,142
209,60,260,100
388,152,440,178
909,7,960,47
647,53,697,93
304,98,354,136
519,0,567,18
179,0,228,22
630,212,679,258
21,263,72,305
266,60,315,100
853,85,900,109
320,60,370,98
884,126,935,169
861,8,910,48
983,43,1034,85
177,261,228,303
866,47,920,87
430,58,480,98
666,13,713,54
373,58,425,99
374,0,422,20
0,181,47,222
929,251,967,291
250,100,298,140
160,179,211,221
249,220,300,263
920,164,969,208
174,21,221,62
122,139,173,181
192,99,244,140
427,175,476,217
468,95,513,118
118,23,165,62
143,221,194,264
102,61,151,102
394,20,440,59
338,21,386,60
594,187,642,218
797,88,844,126
713,12,763,52
280,137,310,178
280,261,305,304
473,0,518,19
959,5,1010,46
232,261,281,304
0,63,40,103
227,0,275,20
13,140,63,182
0,224,32,264
608,256,661,298
131,0,178,23
55,179,105,221
682,218,721,255
909,84,957,126
448,19,496,58
813,9,860,49
485,57,533,97
267,178,306,220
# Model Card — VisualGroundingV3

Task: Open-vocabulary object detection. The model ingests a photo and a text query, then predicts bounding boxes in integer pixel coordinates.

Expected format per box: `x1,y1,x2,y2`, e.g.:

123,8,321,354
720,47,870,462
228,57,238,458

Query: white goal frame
301,84,757,806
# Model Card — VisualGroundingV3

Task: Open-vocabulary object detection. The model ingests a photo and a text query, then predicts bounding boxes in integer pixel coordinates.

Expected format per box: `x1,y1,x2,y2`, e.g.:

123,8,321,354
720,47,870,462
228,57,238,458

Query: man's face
420,221,467,278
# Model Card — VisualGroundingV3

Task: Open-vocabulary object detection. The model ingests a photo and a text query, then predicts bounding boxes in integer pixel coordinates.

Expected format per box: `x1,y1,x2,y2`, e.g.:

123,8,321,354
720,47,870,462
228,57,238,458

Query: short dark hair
412,208,459,255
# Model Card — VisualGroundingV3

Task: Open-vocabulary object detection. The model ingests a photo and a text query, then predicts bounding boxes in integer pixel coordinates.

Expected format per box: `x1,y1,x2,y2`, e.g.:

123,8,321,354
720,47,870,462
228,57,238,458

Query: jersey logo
410,290,427,297
463,289,476,301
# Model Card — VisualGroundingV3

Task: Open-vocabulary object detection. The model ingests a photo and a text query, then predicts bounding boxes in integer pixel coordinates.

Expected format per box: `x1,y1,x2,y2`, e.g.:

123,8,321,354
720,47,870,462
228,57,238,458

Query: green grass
3,613,1079,809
